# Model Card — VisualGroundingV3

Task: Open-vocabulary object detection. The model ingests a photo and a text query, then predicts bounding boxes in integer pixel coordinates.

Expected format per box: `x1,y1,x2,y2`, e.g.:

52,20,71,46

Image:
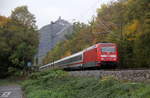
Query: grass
0,78,21,86
0,79,14,86
22,69,150,98
0,76,26,86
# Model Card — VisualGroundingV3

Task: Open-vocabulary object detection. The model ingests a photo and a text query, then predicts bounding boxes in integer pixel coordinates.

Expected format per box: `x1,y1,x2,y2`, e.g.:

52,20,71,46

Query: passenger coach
40,43,119,70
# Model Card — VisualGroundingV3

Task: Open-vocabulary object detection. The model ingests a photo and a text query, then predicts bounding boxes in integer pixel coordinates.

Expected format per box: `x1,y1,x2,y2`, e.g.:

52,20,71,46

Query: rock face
37,17,72,65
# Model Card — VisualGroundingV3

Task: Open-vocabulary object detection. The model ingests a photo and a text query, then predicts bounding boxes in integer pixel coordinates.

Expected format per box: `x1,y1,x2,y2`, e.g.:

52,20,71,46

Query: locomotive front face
101,46,117,61
95,43,119,68
97,44,118,62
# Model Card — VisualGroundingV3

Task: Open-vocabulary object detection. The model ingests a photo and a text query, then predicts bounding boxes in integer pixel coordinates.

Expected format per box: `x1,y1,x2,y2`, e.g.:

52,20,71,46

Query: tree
0,6,39,78
11,6,37,29
43,0,150,68
0,16,11,77
134,12,150,67
9,6,39,70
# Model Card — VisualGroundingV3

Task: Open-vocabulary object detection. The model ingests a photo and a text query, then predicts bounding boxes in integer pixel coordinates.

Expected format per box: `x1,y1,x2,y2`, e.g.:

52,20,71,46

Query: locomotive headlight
101,58,104,60
110,55,116,57
113,58,116,60
101,55,107,57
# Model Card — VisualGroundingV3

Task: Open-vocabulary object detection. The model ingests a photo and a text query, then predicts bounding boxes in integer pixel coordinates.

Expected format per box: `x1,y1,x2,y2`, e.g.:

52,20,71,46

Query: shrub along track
22,69,150,98
68,69,150,82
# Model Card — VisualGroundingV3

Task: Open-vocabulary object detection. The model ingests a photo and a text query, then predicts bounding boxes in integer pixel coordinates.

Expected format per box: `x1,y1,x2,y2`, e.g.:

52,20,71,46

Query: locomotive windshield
101,47,115,52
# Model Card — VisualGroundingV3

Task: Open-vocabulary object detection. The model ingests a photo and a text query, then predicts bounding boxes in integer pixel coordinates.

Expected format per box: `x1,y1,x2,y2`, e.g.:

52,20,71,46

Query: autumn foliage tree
0,6,38,78
43,0,150,68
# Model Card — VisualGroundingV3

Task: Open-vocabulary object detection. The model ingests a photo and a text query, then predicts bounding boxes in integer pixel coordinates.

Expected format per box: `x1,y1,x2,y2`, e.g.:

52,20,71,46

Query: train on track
40,43,119,70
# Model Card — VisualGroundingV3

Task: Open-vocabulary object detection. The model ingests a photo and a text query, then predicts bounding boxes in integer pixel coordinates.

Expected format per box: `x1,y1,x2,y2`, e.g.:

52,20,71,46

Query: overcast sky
0,0,113,29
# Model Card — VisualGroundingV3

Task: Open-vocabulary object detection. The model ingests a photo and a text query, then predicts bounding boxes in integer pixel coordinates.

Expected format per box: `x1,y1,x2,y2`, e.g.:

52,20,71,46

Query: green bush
22,70,150,98
27,90,52,98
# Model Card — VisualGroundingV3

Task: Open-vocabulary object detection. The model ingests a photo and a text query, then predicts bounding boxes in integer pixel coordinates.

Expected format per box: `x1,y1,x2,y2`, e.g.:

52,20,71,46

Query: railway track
68,69,150,82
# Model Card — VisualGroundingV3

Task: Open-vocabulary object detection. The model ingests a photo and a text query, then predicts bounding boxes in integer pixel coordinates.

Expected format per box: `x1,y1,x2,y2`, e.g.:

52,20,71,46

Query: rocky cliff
37,17,72,65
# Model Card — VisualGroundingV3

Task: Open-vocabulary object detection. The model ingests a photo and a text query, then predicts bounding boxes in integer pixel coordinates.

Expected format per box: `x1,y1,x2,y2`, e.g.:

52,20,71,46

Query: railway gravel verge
68,69,150,82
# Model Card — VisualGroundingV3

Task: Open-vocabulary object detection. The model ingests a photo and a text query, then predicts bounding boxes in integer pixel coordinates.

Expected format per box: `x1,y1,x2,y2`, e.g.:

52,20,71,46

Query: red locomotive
40,43,119,70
